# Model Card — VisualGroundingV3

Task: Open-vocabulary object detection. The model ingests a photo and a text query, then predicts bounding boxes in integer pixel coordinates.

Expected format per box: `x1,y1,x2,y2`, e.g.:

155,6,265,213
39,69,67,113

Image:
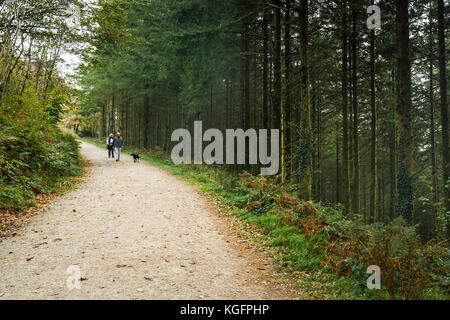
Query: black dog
131,153,140,163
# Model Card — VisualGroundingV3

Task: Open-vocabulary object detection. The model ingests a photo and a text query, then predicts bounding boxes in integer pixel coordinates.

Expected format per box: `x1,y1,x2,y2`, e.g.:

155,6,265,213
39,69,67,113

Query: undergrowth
0,102,82,212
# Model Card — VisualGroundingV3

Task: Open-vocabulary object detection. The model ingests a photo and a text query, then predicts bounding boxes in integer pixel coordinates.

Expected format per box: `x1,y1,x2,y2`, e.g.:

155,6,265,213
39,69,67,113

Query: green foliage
362,218,449,299
45,89,68,124
0,100,82,211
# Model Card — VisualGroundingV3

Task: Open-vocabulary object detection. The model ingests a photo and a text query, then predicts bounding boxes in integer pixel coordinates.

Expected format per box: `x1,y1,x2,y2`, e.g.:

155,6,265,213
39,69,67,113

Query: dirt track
0,142,297,300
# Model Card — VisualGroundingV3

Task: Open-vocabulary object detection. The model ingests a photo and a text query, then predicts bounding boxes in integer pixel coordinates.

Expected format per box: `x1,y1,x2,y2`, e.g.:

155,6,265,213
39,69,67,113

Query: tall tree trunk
273,2,282,129
101,105,106,138
429,5,439,222
341,2,350,213
370,1,377,222
20,37,33,98
390,70,398,221
111,93,116,135
351,7,360,214
253,41,258,131
273,0,282,178
242,21,251,130
395,0,414,222
284,2,292,179
298,0,312,200
390,130,396,221
437,0,449,222
312,81,317,198
143,88,150,149
348,40,354,212
317,96,322,202
263,9,269,130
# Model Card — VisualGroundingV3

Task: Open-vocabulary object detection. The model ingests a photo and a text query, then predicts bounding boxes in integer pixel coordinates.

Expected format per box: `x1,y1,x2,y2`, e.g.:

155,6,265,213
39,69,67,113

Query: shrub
0,102,82,211
361,218,448,299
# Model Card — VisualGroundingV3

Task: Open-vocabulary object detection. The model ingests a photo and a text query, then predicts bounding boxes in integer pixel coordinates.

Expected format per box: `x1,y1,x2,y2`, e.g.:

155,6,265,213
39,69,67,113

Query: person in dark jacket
106,133,115,158
113,132,124,162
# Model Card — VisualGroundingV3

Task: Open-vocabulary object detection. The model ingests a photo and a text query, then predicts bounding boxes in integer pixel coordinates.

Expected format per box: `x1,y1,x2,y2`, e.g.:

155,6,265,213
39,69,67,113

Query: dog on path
130,153,140,163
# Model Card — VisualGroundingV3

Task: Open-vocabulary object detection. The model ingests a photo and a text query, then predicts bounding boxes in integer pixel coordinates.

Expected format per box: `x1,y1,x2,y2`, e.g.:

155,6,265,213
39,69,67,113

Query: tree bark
143,88,150,149
351,7,360,214
341,2,350,213
284,1,292,179
242,21,250,130
370,0,377,222
437,0,449,219
273,0,282,131
273,0,283,179
298,0,312,200
395,0,414,222
262,9,269,130
429,5,439,221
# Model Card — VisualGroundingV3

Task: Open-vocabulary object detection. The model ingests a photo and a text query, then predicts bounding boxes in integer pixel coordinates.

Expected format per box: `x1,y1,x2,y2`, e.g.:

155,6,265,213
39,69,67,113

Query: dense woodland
74,0,449,241
0,0,449,299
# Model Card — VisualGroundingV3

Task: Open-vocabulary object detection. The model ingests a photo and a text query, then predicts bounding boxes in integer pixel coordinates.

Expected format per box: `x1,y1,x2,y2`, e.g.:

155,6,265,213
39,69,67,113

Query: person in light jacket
106,133,115,158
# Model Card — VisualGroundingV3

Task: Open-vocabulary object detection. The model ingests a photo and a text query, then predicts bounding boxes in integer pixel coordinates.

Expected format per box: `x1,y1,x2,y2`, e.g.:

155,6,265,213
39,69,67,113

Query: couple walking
106,132,124,162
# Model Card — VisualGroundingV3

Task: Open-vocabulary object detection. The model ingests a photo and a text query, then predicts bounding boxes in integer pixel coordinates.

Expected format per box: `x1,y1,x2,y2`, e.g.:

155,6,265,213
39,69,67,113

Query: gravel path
0,142,296,300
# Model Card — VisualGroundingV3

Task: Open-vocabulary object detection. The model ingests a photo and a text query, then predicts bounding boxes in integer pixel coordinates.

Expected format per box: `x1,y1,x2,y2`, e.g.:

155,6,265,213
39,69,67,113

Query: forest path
0,142,296,300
